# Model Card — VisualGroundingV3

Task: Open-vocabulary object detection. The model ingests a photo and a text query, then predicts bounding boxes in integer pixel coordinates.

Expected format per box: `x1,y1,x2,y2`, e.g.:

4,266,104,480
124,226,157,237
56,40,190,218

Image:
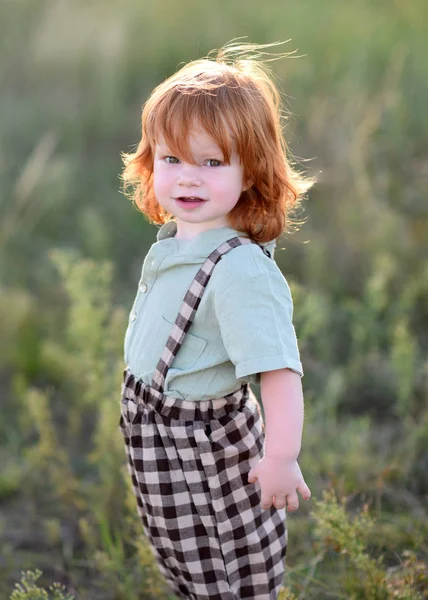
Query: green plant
310,488,427,599
9,569,75,600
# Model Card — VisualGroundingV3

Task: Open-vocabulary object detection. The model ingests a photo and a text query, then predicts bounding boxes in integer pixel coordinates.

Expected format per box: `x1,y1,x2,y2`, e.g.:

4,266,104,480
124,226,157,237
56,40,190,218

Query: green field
1,0,427,598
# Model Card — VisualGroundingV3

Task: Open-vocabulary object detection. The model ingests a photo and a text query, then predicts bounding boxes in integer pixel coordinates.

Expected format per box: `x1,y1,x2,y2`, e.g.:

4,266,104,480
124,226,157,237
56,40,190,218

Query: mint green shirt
124,221,303,402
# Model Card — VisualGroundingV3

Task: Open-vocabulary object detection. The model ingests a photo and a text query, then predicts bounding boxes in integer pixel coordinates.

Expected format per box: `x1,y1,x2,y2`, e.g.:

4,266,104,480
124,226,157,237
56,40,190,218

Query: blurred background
1,0,427,598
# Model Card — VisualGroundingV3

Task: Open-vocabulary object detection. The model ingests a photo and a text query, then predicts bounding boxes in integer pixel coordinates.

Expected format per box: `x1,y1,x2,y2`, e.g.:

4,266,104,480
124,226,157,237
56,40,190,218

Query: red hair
121,41,315,243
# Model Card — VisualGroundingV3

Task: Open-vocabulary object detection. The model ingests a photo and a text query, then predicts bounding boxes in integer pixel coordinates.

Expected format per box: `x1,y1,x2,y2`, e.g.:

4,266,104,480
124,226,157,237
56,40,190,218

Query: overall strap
150,237,272,397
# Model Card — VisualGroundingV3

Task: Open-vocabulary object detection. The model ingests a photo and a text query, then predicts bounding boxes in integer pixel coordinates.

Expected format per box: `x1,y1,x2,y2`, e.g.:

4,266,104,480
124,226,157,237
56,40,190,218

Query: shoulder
210,238,287,296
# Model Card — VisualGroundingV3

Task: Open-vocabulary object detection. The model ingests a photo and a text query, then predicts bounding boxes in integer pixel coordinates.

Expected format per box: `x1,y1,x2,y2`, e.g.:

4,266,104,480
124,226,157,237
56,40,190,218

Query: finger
286,492,299,512
248,470,258,484
261,494,273,510
273,495,287,510
297,481,311,500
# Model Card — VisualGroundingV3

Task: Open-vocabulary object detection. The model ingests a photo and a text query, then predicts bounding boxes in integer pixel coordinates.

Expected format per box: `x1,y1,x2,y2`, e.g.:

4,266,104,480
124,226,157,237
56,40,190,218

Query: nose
177,163,202,187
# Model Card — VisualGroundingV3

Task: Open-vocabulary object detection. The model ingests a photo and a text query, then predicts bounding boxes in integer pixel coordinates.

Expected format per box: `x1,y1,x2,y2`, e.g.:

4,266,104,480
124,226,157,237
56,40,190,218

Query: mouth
175,197,207,203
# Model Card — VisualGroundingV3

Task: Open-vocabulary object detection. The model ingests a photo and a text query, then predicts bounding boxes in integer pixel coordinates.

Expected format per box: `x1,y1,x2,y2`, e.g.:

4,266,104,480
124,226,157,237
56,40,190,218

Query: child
119,40,314,600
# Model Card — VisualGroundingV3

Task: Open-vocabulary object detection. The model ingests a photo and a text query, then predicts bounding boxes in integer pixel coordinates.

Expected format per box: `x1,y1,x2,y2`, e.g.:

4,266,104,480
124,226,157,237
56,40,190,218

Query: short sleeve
214,265,304,382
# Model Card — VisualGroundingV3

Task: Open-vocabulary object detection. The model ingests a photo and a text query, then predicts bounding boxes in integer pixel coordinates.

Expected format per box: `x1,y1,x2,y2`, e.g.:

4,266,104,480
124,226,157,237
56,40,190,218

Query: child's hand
248,456,311,511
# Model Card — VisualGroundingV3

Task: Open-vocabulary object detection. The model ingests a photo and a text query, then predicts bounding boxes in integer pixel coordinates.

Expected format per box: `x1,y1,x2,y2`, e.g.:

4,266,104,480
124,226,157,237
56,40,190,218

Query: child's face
153,125,248,239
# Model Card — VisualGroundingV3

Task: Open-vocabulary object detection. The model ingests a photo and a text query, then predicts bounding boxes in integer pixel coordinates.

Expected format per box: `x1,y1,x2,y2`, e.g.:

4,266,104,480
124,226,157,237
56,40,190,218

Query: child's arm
248,368,311,511
262,367,304,460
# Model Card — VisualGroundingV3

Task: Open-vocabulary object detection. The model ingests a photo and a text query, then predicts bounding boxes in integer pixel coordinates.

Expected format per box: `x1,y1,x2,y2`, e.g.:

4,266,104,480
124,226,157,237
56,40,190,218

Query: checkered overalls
119,236,287,599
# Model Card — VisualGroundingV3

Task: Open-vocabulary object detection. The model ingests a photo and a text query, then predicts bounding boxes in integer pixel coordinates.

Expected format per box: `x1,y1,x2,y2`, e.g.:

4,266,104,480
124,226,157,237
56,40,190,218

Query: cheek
210,170,242,194
153,166,171,195
224,170,245,197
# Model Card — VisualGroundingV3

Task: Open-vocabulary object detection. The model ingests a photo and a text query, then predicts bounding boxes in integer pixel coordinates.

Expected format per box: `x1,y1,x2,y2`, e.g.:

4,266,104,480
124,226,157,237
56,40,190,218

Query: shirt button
139,282,148,293
130,311,137,322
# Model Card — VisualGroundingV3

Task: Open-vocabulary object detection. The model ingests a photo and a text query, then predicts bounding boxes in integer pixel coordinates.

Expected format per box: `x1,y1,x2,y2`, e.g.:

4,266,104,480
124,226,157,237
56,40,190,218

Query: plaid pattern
119,236,287,599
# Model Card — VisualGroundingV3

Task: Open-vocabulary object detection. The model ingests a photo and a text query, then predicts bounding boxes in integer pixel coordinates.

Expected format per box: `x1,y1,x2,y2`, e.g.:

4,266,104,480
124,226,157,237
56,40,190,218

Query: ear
242,178,254,192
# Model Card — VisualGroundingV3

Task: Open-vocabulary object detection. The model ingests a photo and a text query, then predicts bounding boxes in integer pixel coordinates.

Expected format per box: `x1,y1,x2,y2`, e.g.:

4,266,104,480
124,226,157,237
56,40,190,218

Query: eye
206,159,222,167
165,156,179,164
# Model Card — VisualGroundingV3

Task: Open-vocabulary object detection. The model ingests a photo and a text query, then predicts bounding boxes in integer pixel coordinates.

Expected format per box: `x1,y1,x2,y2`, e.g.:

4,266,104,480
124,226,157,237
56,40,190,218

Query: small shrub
9,569,75,600
311,488,427,599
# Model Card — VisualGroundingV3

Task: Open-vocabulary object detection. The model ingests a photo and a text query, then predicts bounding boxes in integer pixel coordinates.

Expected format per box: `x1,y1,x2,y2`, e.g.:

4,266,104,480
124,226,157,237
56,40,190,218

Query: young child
119,41,314,600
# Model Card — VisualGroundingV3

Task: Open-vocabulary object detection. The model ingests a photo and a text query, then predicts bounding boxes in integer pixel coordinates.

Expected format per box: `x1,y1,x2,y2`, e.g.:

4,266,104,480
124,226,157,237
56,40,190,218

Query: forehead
157,127,224,152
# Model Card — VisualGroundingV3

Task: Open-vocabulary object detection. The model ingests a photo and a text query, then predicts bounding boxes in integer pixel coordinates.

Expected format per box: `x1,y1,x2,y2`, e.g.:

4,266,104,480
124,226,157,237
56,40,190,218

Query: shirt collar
155,220,276,257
